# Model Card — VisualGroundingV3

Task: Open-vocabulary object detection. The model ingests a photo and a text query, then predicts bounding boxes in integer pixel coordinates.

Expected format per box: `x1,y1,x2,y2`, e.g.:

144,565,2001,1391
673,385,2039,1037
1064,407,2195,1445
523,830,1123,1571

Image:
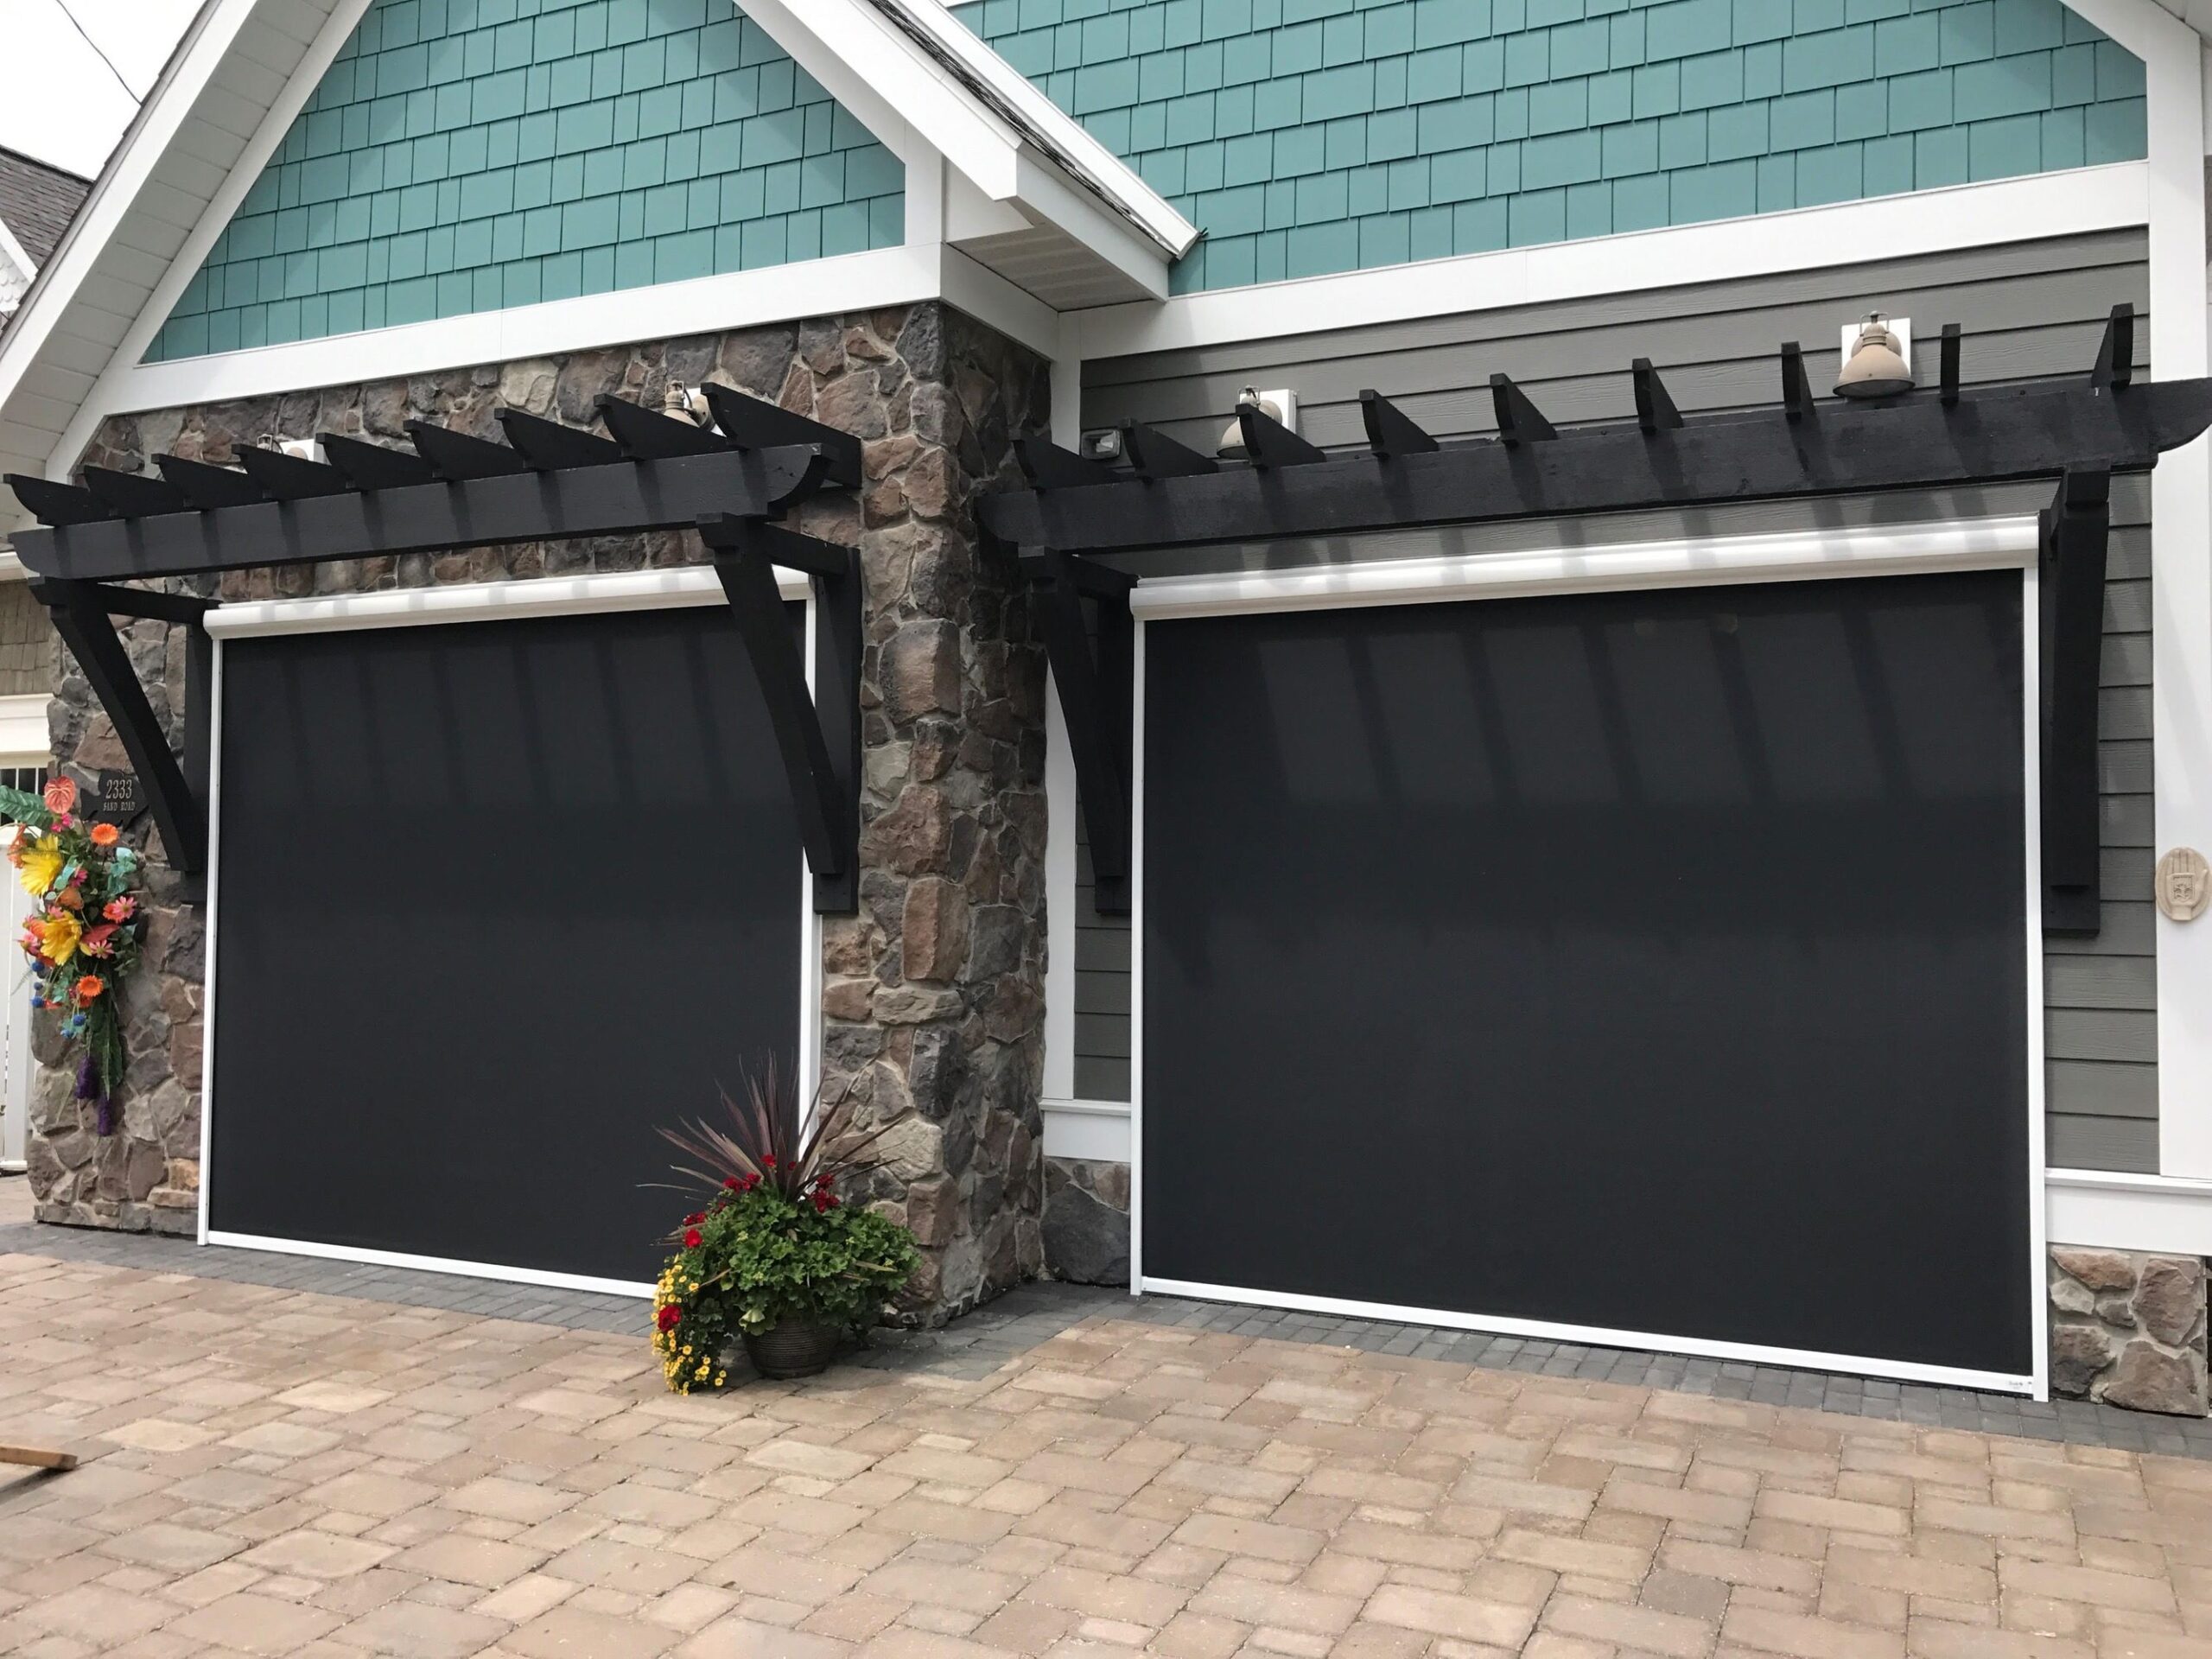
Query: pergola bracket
1036,550,1135,914
29,579,213,882
697,514,861,914
2040,468,2112,937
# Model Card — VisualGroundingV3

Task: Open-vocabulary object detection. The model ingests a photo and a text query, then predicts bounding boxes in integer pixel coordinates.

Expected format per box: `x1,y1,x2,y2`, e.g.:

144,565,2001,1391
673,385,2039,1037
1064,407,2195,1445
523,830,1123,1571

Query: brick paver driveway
3,1232,2210,1657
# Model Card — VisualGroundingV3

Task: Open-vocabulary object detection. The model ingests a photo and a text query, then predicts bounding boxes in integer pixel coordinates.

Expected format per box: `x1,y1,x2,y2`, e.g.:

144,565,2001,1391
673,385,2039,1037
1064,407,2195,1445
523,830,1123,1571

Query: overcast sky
0,0,203,179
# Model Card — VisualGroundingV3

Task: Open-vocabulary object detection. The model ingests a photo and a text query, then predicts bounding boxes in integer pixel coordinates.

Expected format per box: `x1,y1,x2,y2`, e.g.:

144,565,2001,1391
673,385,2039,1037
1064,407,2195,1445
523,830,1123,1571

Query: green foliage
653,1181,920,1391
652,1058,921,1393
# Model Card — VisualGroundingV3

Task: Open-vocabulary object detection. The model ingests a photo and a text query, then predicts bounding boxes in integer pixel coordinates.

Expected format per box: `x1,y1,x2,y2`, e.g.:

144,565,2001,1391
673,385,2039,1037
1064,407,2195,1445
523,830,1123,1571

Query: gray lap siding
1072,228,2157,1173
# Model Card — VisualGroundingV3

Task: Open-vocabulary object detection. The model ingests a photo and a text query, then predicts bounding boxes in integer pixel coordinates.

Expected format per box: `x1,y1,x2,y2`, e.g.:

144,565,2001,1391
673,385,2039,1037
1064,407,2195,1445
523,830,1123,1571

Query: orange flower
41,778,75,814
88,823,118,847
73,974,104,1003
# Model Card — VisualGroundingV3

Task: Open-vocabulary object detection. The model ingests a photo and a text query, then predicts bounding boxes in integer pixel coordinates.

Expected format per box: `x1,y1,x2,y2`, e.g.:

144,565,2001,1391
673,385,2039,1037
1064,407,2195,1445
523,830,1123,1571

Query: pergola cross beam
1000,308,2212,935
4,387,867,911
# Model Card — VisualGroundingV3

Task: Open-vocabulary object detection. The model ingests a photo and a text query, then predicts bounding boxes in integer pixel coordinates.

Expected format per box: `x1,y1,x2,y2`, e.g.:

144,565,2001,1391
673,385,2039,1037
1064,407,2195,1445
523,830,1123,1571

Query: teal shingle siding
950,0,2145,293
144,0,903,361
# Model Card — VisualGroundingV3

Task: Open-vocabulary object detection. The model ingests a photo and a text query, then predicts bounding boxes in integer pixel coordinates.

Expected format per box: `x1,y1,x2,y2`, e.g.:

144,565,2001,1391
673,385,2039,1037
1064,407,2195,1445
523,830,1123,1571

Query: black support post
1039,550,1135,914
31,579,212,879
2039,468,2110,937
698,514,861,913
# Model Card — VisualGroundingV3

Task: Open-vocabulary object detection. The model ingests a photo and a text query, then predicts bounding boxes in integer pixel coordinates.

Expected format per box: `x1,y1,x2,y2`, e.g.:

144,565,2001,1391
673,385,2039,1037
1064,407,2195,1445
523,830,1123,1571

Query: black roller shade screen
209,605,804,1284
1141,571,2031,1376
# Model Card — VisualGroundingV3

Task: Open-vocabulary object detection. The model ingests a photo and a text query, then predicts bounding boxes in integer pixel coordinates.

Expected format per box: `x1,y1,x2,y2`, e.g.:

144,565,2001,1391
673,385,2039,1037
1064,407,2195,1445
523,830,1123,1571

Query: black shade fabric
209,606,804,1283
1141,571,2031,1376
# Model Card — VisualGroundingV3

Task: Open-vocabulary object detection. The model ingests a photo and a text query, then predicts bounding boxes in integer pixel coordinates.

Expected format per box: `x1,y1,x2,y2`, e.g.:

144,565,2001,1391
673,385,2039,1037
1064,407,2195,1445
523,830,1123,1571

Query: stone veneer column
32,303,1053,1323
2050,1246,2209,1415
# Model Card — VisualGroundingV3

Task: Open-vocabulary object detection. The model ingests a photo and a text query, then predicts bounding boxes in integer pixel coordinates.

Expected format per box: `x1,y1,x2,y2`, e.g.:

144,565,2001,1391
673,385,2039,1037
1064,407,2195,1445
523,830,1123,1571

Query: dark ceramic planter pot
741,1318,844,1380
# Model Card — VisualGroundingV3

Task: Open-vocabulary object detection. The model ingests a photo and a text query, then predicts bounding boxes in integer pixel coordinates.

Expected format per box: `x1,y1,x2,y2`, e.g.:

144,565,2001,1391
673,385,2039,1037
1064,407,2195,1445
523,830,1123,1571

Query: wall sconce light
1835,314,1915,399
664,379,714,427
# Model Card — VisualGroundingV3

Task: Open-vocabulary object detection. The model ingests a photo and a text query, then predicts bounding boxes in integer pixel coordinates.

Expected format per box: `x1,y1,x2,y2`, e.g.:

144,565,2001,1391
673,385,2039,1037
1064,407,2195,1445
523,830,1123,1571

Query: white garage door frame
1126,515,2051,1398
195,564,820,1299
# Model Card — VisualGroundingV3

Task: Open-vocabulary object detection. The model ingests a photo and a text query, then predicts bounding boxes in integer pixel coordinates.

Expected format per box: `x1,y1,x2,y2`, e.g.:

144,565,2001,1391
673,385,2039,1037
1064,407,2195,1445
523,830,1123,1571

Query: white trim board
197,566,822,1300
205,1231,654,1300
1127,523,2048,1395
1041,1096,1130,1163
84,242,1058,439
1066,165,2148,360
1125,518,2044,620
2047,1168,2212,1256
202,566,811,638
0,693,51,760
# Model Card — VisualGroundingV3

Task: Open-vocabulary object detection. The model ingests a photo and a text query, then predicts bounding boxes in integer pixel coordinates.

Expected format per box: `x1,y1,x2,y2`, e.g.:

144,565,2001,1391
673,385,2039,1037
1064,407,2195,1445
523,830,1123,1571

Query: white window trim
198,565,817,1299
1124,516,2050,1397
0,693,49,760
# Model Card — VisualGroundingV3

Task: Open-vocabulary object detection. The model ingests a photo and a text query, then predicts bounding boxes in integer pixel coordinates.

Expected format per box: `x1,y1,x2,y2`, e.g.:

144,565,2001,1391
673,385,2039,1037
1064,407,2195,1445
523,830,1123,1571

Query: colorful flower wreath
3,778,143,1135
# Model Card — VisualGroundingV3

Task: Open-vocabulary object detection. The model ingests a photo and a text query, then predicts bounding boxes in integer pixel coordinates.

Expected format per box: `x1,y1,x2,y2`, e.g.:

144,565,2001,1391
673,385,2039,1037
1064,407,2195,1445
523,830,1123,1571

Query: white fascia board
1012,153,1170,302
885,0,1198,258
744,0,1180,288
1067,164,2149,359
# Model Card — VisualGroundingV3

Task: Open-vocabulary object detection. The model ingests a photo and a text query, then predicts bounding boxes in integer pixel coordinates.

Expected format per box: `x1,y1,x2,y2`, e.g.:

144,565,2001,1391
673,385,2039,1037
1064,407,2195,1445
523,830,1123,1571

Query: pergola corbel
986,306,2212,936
5,386,868,912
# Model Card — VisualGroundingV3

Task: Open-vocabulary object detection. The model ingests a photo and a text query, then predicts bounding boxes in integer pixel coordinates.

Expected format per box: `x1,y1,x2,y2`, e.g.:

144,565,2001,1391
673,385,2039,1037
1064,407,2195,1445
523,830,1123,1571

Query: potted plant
652,1062,919,1389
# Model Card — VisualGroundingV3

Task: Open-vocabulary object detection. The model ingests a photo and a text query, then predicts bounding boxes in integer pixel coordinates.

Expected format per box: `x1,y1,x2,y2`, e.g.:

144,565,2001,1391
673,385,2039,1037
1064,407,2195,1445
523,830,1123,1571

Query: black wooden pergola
985,307,2212,935
5,385,866,912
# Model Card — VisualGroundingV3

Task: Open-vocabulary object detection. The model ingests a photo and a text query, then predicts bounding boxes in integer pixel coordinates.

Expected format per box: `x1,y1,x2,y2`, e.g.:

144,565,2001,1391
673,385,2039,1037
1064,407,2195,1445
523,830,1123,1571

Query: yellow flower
33,910,80,966
18,837,61,898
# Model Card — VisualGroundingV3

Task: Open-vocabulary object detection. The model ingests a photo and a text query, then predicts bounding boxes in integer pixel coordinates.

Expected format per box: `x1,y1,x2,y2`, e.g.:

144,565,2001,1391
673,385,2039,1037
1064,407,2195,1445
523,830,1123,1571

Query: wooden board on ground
0,1444,76,1471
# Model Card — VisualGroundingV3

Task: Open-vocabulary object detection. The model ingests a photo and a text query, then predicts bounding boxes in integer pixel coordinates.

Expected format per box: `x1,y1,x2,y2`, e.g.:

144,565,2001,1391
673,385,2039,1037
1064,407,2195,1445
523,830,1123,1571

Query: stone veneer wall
1042,1154,1129,1287
2050,1245,2209,1415
31,302,1052,1321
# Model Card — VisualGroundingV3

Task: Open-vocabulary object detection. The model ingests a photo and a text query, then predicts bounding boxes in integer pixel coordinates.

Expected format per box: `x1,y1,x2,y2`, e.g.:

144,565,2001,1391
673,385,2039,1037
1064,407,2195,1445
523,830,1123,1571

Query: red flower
721,1177,741,1191
683,1228,702,1249
656,1304,681,1332
683,1211,704,1225
762,1155,776,1168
